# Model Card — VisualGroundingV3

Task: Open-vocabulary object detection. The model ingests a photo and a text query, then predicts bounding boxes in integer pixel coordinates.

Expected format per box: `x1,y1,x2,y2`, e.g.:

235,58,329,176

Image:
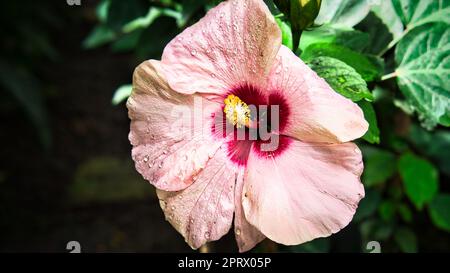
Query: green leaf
397,203,413,223
0,62,51,150
302,43,382,81
398,153,439,209
361,146,396,187
354,189,381,222
394,227,418,253
356,12,394,56
96,0,111,23
355,0,404,55
334,28,370,52
409,124,450,176
105,0,148,32
275,17,293,50
299,25,369,52
82,25,116,49
428,194,450,232
112,84,132,105
358,100,380,144
122,7,164,33
308,56,373,102
439,112,450,126
371,0,404,40
179,0,209,27
299,25,341,50
379,200,396,221
392,0,450,29
111,30,142,52
360,219,394,242
393,99,415,115
315,0,370,27
395,23,450,128
122,7,181,33
135,16,179,59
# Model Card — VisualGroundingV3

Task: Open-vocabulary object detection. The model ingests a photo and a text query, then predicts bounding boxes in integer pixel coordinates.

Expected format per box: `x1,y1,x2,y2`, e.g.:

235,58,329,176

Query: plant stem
274,13,285,19
378,28,410,57
381,71,397,81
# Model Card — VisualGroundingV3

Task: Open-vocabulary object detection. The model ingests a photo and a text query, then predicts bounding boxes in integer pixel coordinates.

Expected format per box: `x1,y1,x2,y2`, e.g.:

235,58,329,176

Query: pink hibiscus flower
127,0,368,252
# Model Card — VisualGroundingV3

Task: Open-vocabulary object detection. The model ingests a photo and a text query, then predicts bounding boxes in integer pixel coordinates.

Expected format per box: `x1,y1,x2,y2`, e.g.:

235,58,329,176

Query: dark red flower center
212,83,292,166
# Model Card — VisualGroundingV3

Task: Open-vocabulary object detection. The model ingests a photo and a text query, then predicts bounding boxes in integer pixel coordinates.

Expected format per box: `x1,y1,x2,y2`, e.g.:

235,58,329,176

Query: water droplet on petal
236,228,241,236
190,49,197,56
204,232,210,239
158,162,164,168
143,156,149,162
183,155,188,161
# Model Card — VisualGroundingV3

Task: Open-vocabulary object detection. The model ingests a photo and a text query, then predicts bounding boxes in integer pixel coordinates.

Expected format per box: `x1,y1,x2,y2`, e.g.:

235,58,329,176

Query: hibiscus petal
234,169,265,252
267,45,368,143
128,60,223,191
242,138,365,245
157,146,237,249
161,0,281,95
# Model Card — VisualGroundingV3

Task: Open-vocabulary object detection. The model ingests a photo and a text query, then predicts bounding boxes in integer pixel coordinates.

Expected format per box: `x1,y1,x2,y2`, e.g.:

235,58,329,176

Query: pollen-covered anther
224,94,251,128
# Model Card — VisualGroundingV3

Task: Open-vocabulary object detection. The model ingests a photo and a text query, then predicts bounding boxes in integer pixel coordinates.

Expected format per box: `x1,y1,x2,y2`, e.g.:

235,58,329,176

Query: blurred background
0,0,449,253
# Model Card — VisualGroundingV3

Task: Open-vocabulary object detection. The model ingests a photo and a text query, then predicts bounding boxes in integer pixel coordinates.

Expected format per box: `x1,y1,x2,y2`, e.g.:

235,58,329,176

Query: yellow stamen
224,94,251,128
